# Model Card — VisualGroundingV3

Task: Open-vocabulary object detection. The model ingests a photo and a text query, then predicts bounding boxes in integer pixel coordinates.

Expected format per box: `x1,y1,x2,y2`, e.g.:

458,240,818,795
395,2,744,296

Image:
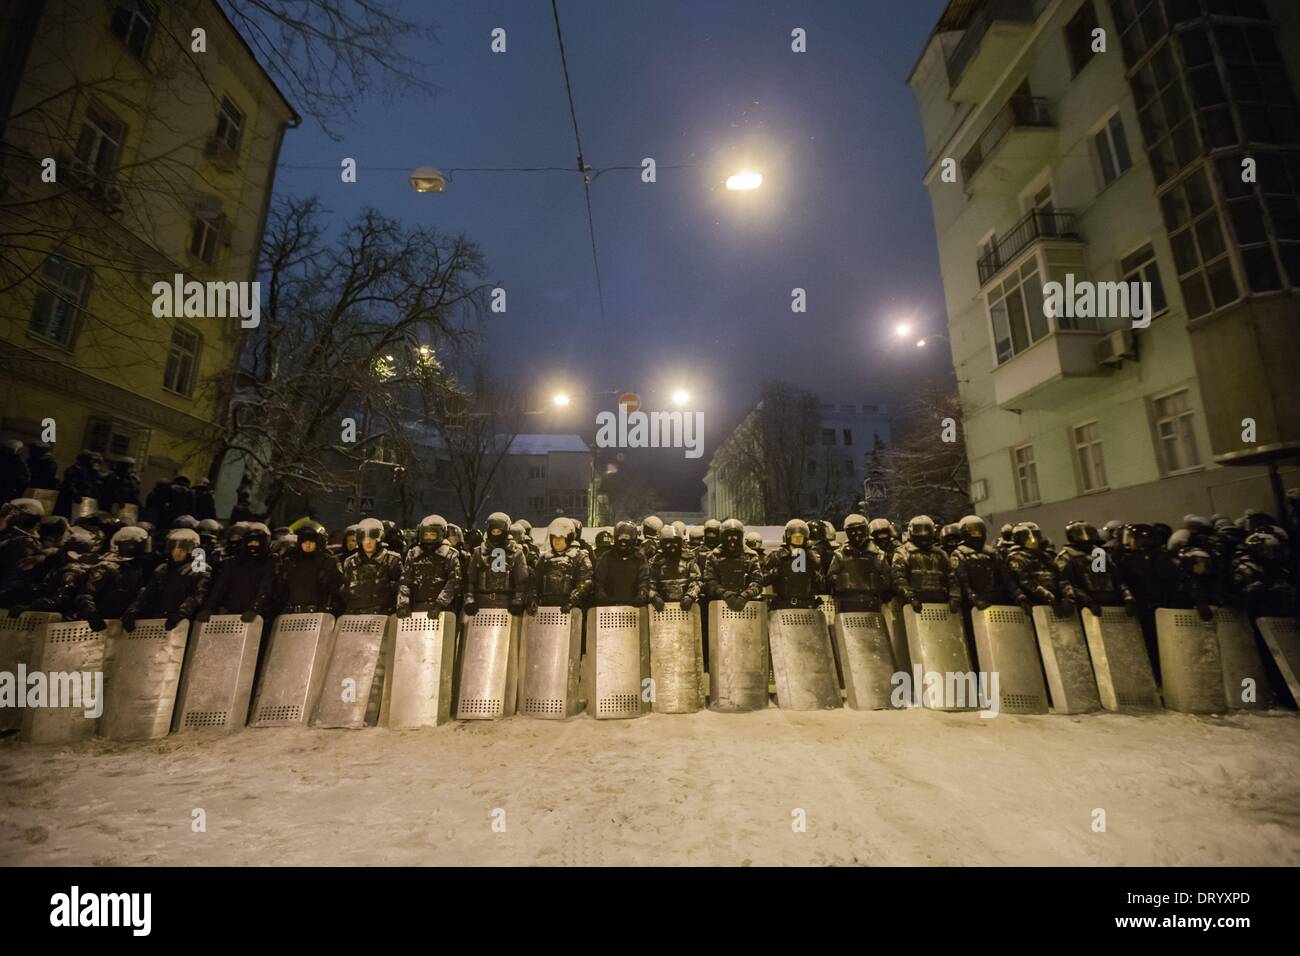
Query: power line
550,0,606,325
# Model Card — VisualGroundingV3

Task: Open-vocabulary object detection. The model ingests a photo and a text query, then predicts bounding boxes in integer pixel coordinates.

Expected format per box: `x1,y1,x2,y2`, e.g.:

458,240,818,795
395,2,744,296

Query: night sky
274,0,953,509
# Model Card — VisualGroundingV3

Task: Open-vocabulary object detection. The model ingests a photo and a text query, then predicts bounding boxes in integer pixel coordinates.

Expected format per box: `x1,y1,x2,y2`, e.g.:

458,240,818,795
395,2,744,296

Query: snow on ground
2,707,1298,866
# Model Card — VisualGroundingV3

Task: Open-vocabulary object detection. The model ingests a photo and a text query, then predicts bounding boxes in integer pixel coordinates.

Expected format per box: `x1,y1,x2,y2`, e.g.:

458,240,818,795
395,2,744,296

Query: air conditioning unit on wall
1097,328,1138,367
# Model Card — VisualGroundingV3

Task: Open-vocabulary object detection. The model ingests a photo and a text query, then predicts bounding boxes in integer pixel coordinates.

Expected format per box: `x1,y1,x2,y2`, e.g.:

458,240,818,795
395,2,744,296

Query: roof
508,434,591,455
212,0,301,124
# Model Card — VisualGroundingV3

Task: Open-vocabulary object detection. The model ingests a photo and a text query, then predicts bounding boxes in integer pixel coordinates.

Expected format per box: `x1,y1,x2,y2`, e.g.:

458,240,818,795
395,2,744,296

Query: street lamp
671,388,690,406
725,171,763,191
409,166,447,193
893,321,913,340
552,392,571,407
916,333,948,349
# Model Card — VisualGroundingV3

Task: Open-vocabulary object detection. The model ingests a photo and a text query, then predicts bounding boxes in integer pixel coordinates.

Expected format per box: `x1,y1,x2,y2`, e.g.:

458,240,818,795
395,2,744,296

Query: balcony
993,331,1111,410
962,96,1057,192
978,209,1081,286
946,0,1037,102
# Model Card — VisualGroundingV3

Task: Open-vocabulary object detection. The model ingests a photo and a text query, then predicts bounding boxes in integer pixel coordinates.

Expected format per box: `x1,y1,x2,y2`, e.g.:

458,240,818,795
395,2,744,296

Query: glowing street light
409,166,447,193
893,322,913,340
725,171,763,191
552,392,571,407
671,388,690,406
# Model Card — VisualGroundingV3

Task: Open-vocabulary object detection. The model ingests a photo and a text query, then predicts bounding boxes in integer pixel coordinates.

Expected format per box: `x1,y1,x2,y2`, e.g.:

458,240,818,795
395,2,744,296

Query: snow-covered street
3,707,1298,866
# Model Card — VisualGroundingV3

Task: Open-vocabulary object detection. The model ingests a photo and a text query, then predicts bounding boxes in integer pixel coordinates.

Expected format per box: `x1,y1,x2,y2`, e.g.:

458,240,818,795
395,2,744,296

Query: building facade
701,399,892,523
0,0,297,495
908,0,1299,531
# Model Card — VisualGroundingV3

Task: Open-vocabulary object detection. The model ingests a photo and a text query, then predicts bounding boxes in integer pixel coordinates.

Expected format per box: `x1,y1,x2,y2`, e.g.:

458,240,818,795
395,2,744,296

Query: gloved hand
1017,595,1033,615
1087,600,1102,617
910,597,923,614
525,597,538,616
1196,603,1214,622
164,613,182,631
464,597,478,616
974,598,991,611
679,594,694,611
508,599,524,616
85,613,106,633
240,610,258,623
435,599,452,613
1054,598,1075,619
559,602,572,615
724,593,747,613
395,605,412,618
1124,597,1138,617
8,605,26,618
651,595,666,612
195,609,211,624
121,612,137,633
948,597,963,614
1036,587,1056,605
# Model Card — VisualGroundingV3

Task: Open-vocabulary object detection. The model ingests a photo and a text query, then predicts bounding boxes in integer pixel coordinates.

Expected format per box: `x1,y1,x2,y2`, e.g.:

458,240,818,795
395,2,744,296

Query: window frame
1011,443,1041,506
162,323,203,397
1151,387,1204,476
1119,240,1171,319
215,96,245,153
1072,420,1109,494
28,255,91,349
1065,0,1102,78
109,0,157,60
1091,107,1134,190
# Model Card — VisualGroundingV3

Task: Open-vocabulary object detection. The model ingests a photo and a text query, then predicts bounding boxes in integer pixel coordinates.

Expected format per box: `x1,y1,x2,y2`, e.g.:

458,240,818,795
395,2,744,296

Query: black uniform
124,559,210,629
949,543,1017,609
891,540,952,609
529,544,592,611
1055,545,1134,612
593,546,650,606
78,553,150,626
764,544,822,610
397,541,461,614
826,542,892,612
341,546,403,614
647,549,701,609
202,547,275,618
1005,546,1076,611
274,547,344,614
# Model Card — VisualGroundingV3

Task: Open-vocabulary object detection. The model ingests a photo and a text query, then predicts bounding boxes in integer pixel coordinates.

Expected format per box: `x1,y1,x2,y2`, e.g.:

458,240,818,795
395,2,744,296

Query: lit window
1073,422,1108,492
1153,389,1202,473
163,325,202,396
29,256,90,347
1012,444,1040,505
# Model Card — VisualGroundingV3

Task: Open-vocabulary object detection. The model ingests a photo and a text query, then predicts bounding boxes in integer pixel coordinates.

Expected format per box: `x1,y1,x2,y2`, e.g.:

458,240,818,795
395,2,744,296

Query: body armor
827,544,892,611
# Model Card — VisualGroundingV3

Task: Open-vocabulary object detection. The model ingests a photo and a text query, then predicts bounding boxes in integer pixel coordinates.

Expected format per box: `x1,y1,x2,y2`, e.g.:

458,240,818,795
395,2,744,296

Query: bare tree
218,195,489,513
710,382,820,523
597,468,664,524
876,379,972,524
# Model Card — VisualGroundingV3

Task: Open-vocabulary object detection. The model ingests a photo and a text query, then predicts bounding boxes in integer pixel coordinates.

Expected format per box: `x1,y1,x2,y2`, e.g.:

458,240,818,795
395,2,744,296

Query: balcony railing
961,96,1054,182
978,209,1080,285
946,0,1036,91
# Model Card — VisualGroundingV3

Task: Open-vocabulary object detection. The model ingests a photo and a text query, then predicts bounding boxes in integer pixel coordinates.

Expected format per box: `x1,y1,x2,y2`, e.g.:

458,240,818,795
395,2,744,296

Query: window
1073,422,1108,492
163,325,202,396
215,97,244,152
842,459,853,476
86,419,142,459
1094,111,1134,187
806,459,817,477
74,105,125,180
528,496,545,511
528,465,545,480
189,214,221,265
1129,41,1200,187
110,1,156,58
1012,444,1040,505
1066,1,1101,77
29,256,90,347
821,429,835,446
1120,244,1169,316
1160,167,1239,318
1153,389,1202,473
842,429,852,446
987,258,1049,364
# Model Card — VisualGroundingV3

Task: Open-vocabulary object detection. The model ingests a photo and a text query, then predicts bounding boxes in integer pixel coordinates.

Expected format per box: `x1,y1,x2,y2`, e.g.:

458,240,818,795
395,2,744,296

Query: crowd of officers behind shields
0,458,1297,683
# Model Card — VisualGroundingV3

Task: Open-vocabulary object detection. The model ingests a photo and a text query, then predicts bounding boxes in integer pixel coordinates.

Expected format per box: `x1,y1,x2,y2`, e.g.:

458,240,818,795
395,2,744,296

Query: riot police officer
23,526,100,618
949,515,1017,610
701,518,722,554
648,524,700,611
464,512,528,616
200,521,274,622
1055,520,1137,615
641,515,664,560
940,523,963,555
528,517,592,613
764,519,822,610
123,528,210,632
826,514,892,612
338,517,404,614
593,520,650,607
275,521,343,615
77,526,152,629
396,515,461,617
1005,522,1076,618
1233,532,1296,618
868,518,896,558
702,519,762,612
0,498,45,607
891,515,954,612
593,528,614,563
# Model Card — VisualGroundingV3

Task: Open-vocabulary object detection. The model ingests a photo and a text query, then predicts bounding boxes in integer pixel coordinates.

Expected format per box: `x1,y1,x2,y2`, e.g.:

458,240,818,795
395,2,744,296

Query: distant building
0,1,298,493
702,400,892,522
907,0,1299,530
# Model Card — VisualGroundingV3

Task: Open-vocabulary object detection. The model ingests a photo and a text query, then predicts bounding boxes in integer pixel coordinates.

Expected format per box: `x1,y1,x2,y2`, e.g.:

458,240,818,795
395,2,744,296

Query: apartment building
907,0,1299,530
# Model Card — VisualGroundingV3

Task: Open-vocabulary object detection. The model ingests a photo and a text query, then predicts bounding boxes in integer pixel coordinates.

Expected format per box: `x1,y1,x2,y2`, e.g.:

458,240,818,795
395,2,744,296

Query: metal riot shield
1155,608,1226,713
707,601,770,712
1030,605,1101,714
311,614,390,729
519,607,582,719
20,620,106,744
71,497,98,520
970,606,1049,715
457,608,520,720
1214,608,1276,711
881,598,913,677
250,613,336,727
903,603,977,711
173,615,263,732
1081,607,1160,711
23,488,58,516
833,610,897,711
1256,616,1300,705
647,604,704,714
381,611,458,729
584,605,649,719
0,611,61,733
768,608,841,710
100,618,189,740
114,503,140,525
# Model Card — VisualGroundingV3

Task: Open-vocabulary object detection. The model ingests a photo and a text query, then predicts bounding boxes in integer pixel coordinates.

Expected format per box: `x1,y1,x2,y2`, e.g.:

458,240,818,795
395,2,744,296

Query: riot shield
833,610,897,710
970,605,1049,715
583,605,649,719
311,614,391,729
903,603,978,711
250,613,336,727
707,601,769,712
457,608,520,720
173,614,263,732
20,620,106,743
381,611,458,728
100,618,189,740
1155,608,1226,714
1214,608,1276,711
519,607,582,719
647,604,704,714
1030,605,1101,714
768,607,841,710
0,611,61,733
881,598,912,677
1256,616,1299,705
1081,607,1160,711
